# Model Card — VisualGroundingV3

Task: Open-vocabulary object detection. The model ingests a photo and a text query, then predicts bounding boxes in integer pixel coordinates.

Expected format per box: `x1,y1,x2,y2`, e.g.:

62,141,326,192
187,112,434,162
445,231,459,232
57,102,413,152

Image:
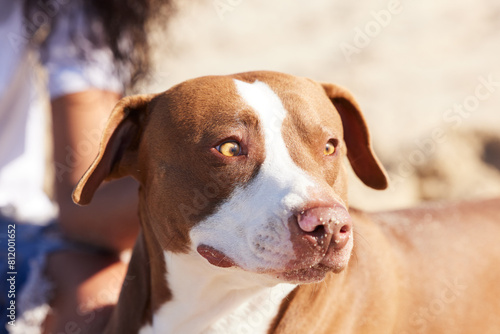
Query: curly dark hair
23,0,175,89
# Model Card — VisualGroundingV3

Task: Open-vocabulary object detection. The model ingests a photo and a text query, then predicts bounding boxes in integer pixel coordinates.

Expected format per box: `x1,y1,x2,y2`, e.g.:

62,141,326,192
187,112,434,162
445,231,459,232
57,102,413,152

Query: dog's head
73,71,387,284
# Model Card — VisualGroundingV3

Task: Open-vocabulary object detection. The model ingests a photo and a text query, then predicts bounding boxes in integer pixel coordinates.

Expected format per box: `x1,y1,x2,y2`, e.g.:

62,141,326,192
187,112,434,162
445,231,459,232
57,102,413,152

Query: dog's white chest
203,286,294,334
138,252,295,334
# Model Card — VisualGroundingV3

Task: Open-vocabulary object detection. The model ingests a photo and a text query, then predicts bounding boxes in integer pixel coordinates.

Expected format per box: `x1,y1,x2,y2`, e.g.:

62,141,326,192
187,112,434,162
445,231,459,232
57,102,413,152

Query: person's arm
51,90,140,253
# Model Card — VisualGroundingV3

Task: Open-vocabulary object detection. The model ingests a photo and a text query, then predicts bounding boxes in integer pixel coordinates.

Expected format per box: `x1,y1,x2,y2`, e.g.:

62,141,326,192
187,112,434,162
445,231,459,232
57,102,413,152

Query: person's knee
43,251,127,333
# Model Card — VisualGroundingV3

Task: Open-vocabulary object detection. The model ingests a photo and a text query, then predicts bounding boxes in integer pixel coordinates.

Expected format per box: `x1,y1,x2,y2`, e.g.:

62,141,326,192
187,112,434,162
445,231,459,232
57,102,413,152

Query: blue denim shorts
0,217,76,334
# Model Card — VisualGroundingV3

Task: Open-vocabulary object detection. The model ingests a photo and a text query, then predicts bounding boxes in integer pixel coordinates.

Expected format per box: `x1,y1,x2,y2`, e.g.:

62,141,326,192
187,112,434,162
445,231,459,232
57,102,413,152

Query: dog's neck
142,251,296,333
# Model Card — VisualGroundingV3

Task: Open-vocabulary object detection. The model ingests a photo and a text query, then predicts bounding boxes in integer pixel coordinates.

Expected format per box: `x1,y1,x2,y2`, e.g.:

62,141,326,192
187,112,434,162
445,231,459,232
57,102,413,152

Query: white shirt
0,0,123,223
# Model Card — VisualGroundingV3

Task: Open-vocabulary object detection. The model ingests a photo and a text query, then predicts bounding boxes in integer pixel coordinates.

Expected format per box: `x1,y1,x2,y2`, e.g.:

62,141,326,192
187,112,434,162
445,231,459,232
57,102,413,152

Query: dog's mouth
196,204,354,283
273,232,353,283
197,233,353,284
274,263,332,283
197,245,236,268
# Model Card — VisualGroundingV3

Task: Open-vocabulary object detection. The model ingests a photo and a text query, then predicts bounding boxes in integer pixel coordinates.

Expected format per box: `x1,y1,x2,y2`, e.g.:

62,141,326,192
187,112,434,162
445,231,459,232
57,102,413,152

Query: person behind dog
0,0,173,332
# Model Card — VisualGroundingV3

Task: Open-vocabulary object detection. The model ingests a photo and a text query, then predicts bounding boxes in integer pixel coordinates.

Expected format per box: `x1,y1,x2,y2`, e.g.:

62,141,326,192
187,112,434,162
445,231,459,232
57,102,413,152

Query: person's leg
0,222,52,334
43,250,128,334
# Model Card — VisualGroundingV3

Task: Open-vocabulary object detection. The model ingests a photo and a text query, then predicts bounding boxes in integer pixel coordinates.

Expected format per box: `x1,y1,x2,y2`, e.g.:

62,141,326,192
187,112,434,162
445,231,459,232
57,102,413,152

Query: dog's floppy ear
72,94,157,205
322,83,388,190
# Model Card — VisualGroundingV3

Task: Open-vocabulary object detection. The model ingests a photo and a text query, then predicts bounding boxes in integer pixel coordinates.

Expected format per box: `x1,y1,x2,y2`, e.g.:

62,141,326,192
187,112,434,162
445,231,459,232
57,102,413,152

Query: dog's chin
271,263,330,283
274,252,352,283
197,243,351,284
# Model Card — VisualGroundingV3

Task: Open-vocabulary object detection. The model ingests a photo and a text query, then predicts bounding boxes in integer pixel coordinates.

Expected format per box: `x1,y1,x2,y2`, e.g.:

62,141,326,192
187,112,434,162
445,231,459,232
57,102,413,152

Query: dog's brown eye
218,141,241,157
324,141,336,156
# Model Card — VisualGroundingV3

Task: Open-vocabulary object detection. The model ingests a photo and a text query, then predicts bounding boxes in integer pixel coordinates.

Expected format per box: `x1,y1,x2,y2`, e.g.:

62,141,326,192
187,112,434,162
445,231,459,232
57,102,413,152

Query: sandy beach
143,0,500,210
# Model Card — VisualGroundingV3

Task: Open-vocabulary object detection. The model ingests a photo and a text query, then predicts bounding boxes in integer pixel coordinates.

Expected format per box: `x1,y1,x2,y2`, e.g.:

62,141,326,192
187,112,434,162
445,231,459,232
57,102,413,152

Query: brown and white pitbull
73,71,500,333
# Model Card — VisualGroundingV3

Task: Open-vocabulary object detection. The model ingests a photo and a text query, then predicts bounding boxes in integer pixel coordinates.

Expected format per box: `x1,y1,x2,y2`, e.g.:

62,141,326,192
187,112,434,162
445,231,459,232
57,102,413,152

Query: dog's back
272,198,500,333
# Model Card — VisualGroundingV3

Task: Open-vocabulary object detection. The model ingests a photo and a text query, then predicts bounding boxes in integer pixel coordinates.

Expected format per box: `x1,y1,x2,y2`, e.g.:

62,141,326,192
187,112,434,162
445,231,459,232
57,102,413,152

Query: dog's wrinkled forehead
151,72,339,131
233,72,342,125
234,79,286,140
149,75,255,138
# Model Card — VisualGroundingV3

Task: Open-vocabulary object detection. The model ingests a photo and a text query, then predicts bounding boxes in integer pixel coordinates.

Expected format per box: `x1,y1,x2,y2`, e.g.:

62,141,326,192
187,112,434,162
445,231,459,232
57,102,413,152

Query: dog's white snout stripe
235,80,286,153
189,79,317,271
233,79,315,201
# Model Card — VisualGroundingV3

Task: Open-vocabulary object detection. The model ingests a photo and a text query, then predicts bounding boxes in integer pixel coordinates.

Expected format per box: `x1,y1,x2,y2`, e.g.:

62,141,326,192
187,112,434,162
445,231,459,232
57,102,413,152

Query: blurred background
142,0,500,210
4,1,498,331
